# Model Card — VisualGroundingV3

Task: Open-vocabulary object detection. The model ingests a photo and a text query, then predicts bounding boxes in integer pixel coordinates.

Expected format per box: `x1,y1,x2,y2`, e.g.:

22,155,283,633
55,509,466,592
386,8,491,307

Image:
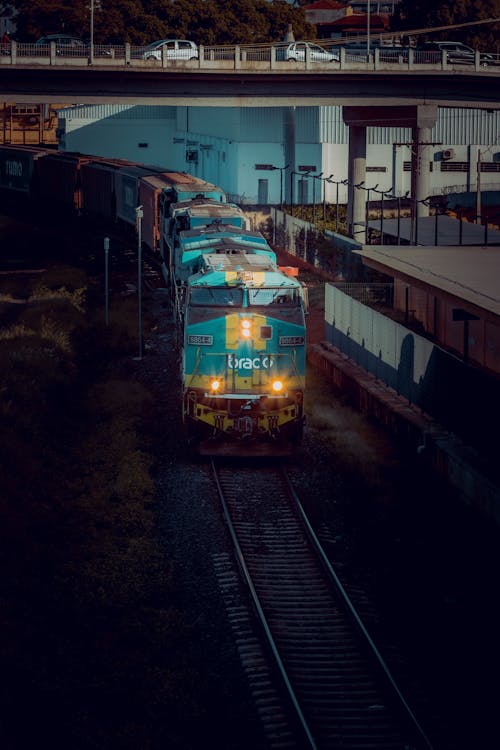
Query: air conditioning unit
441,148,455,161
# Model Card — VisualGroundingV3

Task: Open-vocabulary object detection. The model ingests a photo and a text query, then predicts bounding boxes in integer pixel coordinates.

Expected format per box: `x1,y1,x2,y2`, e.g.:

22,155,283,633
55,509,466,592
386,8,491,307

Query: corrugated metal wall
58,104,500,203
185,107,291,143
295,107,320,143
186,107,242,140
317,105,500,146
59,104,500,148
58,104,177,121
434,108,500,145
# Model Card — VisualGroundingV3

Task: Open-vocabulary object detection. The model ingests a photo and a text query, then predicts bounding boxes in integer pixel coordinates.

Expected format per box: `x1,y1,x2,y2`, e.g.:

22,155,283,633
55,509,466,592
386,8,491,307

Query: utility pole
396,138,442,243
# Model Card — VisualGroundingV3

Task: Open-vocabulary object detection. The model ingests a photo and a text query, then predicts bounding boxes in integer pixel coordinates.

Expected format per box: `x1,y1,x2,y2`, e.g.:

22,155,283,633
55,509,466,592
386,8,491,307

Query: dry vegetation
0,260,210,749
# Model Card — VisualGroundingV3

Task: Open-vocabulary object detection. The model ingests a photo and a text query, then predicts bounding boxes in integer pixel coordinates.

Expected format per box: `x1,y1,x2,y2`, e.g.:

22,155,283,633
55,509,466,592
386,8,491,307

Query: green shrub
34,264,89,294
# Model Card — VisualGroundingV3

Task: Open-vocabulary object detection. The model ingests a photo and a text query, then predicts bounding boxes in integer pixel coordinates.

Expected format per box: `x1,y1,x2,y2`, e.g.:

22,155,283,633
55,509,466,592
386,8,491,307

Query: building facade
57,103,500,207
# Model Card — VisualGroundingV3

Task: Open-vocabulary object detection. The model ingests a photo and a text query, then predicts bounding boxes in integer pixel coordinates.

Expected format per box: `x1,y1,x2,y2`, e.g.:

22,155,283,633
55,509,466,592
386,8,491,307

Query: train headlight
240,318,252,339
210,379,221,392
272,380,283,393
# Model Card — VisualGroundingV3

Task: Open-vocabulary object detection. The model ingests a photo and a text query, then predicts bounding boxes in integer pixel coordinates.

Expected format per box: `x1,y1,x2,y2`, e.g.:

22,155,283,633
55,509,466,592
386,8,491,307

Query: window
440,162,468,172
248,288,300,307
258,179,268,204
189,287,243,306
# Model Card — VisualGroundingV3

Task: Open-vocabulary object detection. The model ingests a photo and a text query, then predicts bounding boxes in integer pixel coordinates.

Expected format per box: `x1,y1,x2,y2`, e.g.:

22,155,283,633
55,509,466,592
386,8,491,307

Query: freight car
0,145,307,455
0,145,55,213
140,171,226,254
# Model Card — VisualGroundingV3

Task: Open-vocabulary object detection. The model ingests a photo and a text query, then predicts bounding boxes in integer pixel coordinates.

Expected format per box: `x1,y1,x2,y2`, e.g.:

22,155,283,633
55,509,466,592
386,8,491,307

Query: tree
398,0,500,50
9,0,313,45
11,0,87,40
0,1,15,32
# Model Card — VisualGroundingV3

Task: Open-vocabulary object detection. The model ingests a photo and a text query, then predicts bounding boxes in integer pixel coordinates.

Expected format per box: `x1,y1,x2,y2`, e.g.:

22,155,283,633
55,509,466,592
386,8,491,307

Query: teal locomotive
163,198,307,455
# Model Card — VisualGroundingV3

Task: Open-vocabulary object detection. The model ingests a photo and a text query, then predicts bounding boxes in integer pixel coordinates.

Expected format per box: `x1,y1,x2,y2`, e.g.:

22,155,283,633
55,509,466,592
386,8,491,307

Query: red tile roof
317,14,390,29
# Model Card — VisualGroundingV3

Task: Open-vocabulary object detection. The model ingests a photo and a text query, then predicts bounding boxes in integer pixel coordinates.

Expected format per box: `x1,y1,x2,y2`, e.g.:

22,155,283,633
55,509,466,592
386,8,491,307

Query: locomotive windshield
189,287,243,306
248,288,301,307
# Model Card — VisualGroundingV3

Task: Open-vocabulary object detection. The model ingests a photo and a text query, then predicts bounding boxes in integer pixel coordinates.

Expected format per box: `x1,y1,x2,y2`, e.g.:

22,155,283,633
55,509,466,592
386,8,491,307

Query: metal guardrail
1,41,499,72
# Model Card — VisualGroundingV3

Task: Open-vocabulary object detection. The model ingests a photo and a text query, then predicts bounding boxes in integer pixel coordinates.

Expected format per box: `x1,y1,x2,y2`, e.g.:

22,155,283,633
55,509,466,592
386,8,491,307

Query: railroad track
212,459,434,750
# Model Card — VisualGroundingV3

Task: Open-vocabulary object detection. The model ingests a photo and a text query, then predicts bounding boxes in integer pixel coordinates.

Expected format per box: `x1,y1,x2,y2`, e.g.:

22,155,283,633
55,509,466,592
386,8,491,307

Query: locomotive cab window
248,288,301,307
189,287,243,306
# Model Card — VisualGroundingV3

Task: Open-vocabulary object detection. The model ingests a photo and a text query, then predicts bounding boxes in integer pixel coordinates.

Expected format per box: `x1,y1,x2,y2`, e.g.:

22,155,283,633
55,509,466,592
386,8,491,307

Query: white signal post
89,0,94,64
136,205,143,360
104,236,109,326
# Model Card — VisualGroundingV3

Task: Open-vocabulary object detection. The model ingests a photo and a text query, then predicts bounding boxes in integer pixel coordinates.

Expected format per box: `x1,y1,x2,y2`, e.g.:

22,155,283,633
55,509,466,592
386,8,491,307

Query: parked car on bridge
343,43,410,63
35,34,88,55
419,41,494,66
139,39,199,61
281,41,339,63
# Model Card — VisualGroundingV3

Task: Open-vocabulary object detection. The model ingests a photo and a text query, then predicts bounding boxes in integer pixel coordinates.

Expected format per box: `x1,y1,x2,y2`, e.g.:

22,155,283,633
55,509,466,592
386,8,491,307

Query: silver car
35,34,88,56
141,39,198,61
419,41,494,66
283,41,339,63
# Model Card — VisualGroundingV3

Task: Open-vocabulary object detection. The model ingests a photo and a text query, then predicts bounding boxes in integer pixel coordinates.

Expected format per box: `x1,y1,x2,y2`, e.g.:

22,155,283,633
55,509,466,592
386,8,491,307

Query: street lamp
326,177,347,231
136,205,143,360
396,191,410,245
372,185,393,242
290,170,303,214
311,172,323,224
322,174,334,220
414,196,430,246
271,163,289,208
300,171,311,219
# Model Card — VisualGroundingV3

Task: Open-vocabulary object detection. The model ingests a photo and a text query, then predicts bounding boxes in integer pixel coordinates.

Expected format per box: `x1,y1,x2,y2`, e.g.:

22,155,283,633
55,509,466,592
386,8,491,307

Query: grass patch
0,259,206,748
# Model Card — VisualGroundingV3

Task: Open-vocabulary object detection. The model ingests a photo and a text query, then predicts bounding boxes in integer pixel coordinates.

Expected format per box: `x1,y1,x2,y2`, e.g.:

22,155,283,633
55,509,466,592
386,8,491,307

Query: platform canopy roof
354,242,500,317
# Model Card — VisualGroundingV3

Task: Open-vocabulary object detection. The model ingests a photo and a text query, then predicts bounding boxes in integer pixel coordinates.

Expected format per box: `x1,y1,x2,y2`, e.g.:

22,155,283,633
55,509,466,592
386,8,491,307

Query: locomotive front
181,253,306,455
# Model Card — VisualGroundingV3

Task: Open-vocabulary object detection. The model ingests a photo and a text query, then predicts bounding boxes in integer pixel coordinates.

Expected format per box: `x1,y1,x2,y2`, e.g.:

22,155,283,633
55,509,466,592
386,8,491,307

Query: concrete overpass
1,64,500,109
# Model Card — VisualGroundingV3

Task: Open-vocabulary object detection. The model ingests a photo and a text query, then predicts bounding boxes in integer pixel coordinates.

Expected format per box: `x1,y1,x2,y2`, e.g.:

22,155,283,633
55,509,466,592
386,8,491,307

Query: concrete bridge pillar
343,104,438,243
346,125,367,240
410,124,433,241
283,106,296,205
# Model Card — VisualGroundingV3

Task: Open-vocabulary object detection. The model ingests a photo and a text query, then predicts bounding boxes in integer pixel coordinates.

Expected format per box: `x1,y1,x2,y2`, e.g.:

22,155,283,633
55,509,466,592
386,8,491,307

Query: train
0,144,307,456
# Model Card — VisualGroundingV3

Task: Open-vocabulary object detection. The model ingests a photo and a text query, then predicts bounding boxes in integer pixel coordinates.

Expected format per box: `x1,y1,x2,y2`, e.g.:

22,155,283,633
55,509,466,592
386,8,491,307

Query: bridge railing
1,41,499,72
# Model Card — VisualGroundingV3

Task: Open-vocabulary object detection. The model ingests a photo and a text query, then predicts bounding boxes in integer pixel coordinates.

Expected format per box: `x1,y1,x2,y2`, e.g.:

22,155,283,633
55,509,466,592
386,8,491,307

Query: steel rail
280,465,435,750
211,458,318,749
212,459,435,748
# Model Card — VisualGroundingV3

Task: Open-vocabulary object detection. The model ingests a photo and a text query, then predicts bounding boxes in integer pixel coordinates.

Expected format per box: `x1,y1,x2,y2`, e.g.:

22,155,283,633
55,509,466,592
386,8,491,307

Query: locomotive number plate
279,336,305,346
188,335,213,345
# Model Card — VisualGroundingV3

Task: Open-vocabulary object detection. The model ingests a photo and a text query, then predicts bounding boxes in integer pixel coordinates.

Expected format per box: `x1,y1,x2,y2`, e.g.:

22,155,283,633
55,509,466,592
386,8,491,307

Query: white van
141,39,198,61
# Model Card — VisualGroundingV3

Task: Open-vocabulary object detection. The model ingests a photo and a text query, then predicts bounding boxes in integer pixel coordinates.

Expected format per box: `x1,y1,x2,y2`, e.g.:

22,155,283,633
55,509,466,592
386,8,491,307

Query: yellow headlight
211,379,221,391
272,380,283,393
241,319,251,338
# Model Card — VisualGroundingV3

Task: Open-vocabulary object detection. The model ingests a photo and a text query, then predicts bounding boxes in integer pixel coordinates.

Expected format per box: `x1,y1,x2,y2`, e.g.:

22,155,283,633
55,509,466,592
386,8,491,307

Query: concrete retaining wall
309,341,500,527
